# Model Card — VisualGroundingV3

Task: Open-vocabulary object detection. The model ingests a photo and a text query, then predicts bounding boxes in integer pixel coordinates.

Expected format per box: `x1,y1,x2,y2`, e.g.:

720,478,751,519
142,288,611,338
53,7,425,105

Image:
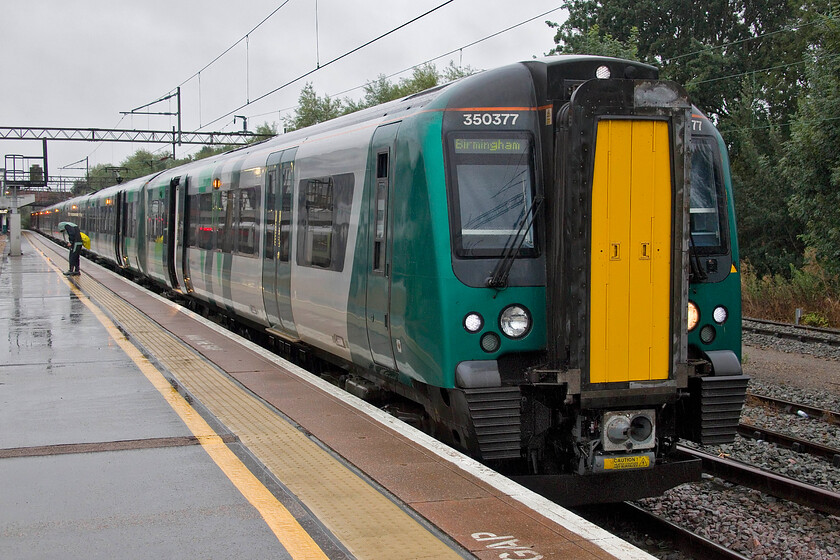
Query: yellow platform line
77,265,462,560
36,246,329,560
29,234,463,560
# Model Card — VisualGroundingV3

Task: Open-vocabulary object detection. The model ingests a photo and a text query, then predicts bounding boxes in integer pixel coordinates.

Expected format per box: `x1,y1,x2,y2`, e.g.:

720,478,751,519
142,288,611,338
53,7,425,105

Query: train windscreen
689,136,728,255
447,132,537,258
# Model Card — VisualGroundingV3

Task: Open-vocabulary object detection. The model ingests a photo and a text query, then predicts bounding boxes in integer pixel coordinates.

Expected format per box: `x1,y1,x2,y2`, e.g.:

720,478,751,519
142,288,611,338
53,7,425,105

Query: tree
250,122,277,143
548,0,795,120
547,0,835,277
288,62,480,125
344,62,477,113
783,11,840,277
726,80,806,275
442,60,478,82
547,22,639,59
283,83,344,131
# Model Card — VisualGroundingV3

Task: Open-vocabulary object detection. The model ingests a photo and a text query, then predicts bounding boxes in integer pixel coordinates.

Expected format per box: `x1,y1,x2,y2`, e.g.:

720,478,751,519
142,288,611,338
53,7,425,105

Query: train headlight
713,306,728,324
463,312,483,333
687,301,700,331
499,305,531,339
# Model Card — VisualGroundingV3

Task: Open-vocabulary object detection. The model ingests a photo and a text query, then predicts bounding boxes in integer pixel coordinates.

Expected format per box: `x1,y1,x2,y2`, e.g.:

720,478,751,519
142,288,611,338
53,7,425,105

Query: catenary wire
243,4,564,122
198,0,456,130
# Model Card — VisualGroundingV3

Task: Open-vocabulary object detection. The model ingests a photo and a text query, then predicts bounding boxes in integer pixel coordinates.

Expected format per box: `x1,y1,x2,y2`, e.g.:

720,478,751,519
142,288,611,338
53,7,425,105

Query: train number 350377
462,113,520,126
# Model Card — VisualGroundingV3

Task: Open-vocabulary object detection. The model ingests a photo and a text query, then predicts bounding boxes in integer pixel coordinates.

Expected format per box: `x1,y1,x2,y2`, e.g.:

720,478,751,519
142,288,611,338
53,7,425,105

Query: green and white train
35,56,748,504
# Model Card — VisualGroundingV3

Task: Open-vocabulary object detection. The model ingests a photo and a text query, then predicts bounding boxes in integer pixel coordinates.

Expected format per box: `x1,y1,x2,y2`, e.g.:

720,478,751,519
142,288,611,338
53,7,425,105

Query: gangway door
547,79,692,394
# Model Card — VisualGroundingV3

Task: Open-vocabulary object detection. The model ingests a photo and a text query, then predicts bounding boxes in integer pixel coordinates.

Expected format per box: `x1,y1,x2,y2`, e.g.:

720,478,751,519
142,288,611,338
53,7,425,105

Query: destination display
453,137,528,155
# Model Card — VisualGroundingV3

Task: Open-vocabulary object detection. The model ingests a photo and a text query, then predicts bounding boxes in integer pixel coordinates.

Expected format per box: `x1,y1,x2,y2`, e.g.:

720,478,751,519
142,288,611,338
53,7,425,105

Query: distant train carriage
34,56,748,504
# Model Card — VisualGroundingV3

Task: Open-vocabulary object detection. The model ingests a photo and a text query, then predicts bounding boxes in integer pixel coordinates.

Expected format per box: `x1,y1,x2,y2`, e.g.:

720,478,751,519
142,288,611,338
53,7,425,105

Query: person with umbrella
58,221,82,276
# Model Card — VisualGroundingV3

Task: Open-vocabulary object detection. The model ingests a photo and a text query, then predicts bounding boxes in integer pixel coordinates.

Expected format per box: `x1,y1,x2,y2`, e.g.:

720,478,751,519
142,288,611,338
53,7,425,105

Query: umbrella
57,221,78,230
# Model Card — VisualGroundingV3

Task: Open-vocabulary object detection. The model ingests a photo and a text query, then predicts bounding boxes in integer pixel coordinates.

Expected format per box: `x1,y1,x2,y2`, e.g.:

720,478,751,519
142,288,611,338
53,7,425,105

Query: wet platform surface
1,233,655,560
0,238,306,559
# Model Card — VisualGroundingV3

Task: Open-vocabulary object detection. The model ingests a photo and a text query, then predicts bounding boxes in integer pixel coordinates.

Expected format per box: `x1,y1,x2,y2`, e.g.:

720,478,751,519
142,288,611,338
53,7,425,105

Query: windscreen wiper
689,232,708,281
485,196,543,290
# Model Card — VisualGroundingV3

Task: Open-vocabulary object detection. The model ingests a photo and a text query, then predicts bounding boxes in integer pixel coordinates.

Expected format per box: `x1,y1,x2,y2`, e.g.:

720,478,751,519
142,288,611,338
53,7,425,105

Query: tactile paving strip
74,276,464,560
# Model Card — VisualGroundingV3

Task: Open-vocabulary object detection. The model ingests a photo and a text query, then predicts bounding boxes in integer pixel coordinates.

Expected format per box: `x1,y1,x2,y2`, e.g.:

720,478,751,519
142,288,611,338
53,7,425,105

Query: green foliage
283,83,344,132
547,22,639,59
551,0,840,280
252,121,277,139
442,60,478,82
741,252,840,326
290,62,479,125
783,11,840,277
725,80,806,276
549,0,794,120
190,144,231,161
801,311,830,327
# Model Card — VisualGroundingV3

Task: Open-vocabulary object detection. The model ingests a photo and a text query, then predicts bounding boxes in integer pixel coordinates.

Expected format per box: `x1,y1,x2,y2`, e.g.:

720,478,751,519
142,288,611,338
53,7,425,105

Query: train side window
125,202,134,238
297,173,355,271
376,152,388,179
196,193,214,250
236,186,260,256
264,167,277,260
278,162,294,262
373,150,389,273
187,194,199,247
147,197,166,243
217,190,234,253
130,201,138,238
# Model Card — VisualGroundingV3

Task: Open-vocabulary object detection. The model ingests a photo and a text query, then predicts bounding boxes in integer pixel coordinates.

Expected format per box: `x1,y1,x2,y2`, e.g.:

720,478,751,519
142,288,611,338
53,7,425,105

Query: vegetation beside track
741,254,840,328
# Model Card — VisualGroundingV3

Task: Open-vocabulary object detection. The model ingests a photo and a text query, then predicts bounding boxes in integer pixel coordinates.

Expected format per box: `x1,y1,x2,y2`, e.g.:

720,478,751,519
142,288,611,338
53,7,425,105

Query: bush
741,250,840,327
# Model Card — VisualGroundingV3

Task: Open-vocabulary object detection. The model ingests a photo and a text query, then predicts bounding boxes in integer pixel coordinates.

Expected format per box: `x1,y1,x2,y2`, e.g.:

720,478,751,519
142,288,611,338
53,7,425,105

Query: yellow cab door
589,119,672,384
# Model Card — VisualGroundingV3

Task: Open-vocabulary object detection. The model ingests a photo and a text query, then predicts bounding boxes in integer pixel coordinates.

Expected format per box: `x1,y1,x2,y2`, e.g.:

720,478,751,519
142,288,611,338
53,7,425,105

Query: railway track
742,317,840,347
676,444,840,517
614,502,749,560
737,422,840,465
746,391,840,425
610,321,840,558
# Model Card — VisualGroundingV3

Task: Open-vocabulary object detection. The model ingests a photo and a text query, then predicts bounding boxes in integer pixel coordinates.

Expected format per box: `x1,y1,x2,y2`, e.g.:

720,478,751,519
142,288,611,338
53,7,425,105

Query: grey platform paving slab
1,446,288,560
0,239,293,559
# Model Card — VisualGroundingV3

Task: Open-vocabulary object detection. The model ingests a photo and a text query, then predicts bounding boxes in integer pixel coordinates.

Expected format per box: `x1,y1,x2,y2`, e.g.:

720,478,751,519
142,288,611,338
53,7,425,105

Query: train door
171,175,193,293
365,123,400,369
166,176,182,290
547,79,691,389
114,190,124,265
261,148,299,339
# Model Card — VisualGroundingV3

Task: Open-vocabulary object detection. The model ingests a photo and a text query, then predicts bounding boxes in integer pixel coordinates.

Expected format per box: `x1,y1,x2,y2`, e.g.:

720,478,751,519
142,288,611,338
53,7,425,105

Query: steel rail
742,318,840,347
746,393,840,426
615,502,749,560
677,445,840,516
738,423,840,465
744,316,840,336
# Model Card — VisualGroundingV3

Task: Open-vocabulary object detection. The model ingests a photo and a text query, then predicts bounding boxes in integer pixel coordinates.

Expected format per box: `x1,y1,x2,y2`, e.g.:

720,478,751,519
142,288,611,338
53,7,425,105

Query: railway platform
1,232,654,560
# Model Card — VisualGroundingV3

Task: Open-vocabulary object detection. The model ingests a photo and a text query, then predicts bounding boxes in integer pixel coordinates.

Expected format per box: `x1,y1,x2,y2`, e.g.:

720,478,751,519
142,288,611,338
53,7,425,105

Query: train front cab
677,113,749,445
429,59,749,504
539,66,746,503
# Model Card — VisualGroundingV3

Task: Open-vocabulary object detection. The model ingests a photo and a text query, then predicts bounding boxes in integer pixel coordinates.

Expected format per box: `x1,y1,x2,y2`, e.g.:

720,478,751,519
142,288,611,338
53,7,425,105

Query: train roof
51,55,669,204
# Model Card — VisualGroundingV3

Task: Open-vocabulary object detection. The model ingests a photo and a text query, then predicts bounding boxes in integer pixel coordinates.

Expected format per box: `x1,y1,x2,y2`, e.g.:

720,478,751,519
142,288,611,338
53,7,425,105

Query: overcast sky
1,0,566,180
